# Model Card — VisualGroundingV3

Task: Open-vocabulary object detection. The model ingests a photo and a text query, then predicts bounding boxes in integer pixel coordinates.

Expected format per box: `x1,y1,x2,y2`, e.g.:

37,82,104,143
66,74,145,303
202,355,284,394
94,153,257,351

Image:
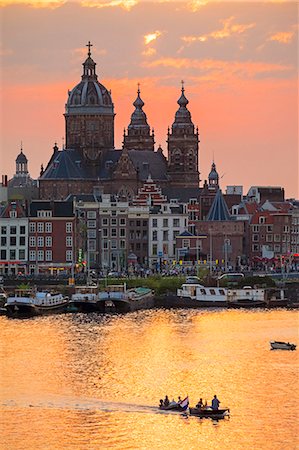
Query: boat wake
1,395,180,415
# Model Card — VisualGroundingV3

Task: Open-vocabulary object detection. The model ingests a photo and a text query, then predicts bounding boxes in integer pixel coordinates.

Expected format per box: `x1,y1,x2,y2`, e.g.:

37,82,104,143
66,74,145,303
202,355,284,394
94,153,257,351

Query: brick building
28,201,75,275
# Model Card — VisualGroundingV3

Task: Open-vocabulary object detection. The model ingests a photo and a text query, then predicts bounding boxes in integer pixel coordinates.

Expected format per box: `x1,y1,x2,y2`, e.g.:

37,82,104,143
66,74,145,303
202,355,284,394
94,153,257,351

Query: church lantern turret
167,82,200,188
16,146,28,175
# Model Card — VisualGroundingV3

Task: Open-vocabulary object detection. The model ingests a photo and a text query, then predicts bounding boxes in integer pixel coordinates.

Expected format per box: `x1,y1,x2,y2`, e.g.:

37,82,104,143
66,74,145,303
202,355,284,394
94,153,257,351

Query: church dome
65,42,114,116
209,162,219,180
16,149,27,163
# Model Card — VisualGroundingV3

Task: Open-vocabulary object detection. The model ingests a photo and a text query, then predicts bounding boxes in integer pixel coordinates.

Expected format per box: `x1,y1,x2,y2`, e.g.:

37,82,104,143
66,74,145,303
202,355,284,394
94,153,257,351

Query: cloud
144,31,163,45
186,0,208,11
142,57,293,80
182,16,256,44
80,0,138,10
268,31,295,44
0,0,65,7
142,47,157,57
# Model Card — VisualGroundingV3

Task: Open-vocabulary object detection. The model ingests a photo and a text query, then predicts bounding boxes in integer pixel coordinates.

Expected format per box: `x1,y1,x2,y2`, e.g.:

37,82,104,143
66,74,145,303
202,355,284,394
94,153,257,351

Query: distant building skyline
1,1,298,197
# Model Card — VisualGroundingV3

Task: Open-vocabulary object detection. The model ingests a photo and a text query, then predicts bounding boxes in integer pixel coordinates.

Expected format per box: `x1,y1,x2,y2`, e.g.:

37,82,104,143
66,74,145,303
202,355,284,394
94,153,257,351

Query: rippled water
1,308,298,449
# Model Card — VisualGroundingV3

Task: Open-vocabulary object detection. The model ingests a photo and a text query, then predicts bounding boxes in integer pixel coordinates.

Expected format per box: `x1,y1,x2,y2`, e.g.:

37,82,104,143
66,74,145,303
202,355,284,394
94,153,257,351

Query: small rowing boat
189,407,230,419
270,341,296,351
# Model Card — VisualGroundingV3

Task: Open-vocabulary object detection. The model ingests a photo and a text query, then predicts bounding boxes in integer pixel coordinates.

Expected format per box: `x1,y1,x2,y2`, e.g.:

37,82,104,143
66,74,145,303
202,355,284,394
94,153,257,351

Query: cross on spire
86,41,93,57
137,82,140,94
181,79,185,92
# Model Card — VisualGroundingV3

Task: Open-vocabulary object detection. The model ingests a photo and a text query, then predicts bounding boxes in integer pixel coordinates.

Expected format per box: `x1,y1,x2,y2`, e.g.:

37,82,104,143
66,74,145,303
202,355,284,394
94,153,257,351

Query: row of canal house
0,182,298,275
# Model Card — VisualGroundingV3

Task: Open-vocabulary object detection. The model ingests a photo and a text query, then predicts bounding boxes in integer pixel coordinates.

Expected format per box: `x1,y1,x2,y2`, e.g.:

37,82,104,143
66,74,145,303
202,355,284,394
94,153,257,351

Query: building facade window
29,236,36,247
45,236,52,247
45,250,52,261
66,250,73,262
37,250,44,261
19,236,26,246
66,222,72,233
29,222,36,233
45,222,52,233
87,229,96,238
163,218,168,227
1,226,7,235
152,219,157,228
10,237,16,246
87,220,96,228
152,230,157,241
19,249,25,260
152,244,157,255
66,236,73,247
29,250,36,261
0,249,6,259
37,222,44,233
10,226,17,235
87,211,96,219
10,250,16,260
20,226,26,235
37,237,44,247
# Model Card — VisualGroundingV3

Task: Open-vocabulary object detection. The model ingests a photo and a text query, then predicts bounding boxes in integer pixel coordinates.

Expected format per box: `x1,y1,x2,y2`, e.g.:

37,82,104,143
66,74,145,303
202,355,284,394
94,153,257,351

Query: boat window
210,289,216,295
200,289,206,295
219,289,225,295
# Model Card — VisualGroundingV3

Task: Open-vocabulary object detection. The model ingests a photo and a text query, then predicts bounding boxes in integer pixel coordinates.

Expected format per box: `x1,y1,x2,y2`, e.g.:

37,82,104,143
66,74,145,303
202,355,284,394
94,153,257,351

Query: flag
179,396,189,411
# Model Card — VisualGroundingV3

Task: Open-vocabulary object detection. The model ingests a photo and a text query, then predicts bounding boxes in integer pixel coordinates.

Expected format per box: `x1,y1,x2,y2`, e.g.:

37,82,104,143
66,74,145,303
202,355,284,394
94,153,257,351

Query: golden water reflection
1,309,298,449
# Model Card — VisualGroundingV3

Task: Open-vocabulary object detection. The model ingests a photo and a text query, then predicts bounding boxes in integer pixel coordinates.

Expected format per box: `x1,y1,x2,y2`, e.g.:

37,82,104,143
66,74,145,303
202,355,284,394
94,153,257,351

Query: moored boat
226,286,266,308
70,285,99,312
189,407,230,419
98,284,154,313
270,340,296,350
177,283,227,307
5,289,69,317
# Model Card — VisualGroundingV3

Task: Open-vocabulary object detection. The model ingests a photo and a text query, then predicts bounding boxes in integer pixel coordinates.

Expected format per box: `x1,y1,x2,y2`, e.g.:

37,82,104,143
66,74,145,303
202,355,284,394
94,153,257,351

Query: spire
171,82,194,132
133,83,145,111
177,80,189,108
206,189,231,221
123,85,154,151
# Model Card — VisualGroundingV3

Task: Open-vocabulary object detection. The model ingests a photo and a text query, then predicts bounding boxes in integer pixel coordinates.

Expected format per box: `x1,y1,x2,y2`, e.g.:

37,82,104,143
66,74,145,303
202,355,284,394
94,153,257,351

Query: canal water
1,309,298,449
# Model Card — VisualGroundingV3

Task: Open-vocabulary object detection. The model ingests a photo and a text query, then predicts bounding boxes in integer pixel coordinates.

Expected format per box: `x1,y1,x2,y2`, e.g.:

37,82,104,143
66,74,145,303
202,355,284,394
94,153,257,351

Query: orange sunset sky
0,0,298,198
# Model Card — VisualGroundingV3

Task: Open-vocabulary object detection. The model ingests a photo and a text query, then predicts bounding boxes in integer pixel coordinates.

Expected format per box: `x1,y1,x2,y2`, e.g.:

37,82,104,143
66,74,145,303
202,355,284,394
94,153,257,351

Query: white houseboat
5,289,69,317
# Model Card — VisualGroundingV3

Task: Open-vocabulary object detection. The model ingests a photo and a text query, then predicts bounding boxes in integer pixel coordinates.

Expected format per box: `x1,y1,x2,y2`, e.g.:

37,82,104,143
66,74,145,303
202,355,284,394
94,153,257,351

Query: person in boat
196,398,204,409
177,396,182,404
159,399,164,407
164,395,170,407
211,395,220,410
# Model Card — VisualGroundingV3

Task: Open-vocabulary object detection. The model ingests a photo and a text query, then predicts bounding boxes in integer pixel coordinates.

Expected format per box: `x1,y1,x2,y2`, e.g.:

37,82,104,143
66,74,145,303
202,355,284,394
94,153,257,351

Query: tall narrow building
167,82,200,188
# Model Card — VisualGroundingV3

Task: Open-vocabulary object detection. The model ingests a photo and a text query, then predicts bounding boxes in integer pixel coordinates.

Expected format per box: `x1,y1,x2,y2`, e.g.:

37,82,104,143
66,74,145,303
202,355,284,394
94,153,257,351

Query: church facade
39,43,200,201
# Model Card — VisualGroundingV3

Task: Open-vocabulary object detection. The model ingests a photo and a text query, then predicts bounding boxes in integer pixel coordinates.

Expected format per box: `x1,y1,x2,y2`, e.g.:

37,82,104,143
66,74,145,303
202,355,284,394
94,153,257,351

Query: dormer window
10,211,17,218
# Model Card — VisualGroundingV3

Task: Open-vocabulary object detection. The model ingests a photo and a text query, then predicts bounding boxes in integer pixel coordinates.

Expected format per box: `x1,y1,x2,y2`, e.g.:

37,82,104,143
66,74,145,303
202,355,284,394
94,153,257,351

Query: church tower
167,82,199,187
64,42,115,163
123,85,155,151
